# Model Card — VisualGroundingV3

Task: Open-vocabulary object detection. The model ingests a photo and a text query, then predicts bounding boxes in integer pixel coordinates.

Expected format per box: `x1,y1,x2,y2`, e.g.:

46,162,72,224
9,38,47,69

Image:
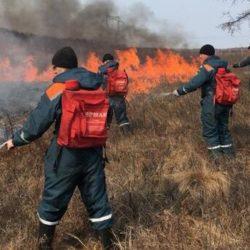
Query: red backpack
214,68,241,105
57,81,109,148
106,69,129,96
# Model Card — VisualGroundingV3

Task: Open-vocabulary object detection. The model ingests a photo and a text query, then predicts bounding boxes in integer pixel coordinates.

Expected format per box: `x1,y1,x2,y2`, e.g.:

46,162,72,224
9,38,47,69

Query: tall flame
0,48,198,95
0,56,53,84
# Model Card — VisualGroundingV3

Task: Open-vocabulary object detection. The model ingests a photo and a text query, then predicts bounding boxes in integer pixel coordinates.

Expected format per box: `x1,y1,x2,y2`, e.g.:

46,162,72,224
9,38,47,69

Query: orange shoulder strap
46,83,65,101
203,64,214,72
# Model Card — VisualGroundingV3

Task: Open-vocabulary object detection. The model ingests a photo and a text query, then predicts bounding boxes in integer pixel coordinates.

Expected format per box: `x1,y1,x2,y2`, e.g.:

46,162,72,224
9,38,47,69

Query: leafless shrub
220,0,250,33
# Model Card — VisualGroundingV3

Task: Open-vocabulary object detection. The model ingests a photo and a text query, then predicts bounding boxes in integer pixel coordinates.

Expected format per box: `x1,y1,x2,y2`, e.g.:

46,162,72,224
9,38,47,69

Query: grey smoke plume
0,0,187,48
0,0,188,115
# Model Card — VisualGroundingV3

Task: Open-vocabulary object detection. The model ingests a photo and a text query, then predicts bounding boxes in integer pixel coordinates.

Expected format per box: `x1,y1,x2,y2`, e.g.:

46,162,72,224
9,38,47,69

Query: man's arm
79,71,104,90
53,69,104,90
12,83,64,147
233,56,250,68
98,64,108,75
98,61,119,75
176,65,213,96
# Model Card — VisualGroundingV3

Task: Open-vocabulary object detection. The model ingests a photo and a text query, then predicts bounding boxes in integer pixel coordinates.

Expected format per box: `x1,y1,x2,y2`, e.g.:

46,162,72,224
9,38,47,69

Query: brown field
0,52,249,249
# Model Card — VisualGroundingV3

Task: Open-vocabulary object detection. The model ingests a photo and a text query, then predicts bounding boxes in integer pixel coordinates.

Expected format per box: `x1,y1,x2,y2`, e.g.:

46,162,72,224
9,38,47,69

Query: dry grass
169,165,230,201
0,57,249,249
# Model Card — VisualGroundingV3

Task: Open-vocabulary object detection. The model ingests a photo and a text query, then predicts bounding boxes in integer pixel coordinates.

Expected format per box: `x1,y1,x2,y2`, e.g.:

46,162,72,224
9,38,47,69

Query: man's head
102,53,114,63
52,47,78,75
199,44,215,63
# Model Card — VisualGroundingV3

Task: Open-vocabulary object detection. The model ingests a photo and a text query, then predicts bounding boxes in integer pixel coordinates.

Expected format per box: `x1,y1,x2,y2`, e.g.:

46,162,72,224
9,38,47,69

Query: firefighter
5,47,114,249
233,46,250,68
233,46,250,90
172,44,235,159
99,53,131,135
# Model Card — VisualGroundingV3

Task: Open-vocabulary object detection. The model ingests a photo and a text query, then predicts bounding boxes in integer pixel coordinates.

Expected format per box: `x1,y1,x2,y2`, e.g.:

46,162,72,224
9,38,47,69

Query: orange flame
23,57,53,82
0,56,53,84
0,48,198,94
84,52,102,72
83,48,198,95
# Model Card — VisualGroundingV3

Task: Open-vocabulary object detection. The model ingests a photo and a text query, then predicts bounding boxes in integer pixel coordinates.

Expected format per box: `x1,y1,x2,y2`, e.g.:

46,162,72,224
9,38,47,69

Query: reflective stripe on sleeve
89,214,112,223
37,213,59,226
20,131,30,143
182,87,188,93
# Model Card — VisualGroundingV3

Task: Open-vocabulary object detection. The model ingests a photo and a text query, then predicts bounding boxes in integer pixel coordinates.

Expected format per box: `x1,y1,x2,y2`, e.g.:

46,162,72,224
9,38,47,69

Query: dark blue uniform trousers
37,138,113,230
201,97,233,154
107,96,130,128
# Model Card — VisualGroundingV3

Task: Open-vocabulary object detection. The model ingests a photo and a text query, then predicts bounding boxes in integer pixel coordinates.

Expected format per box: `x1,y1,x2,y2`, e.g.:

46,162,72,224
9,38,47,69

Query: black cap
199,44,215,56
52,47,78,69
102,53,114,63
248,46,250,49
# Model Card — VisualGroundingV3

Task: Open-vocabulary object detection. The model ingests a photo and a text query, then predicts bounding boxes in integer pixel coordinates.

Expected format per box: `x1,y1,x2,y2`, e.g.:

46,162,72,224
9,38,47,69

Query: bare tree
220,0,250,33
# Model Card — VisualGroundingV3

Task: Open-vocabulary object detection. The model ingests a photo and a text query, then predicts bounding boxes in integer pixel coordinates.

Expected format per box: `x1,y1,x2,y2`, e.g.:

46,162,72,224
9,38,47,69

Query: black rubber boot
208,148,223,164
98,228,114,250
38,222,56,250
222,147,236,159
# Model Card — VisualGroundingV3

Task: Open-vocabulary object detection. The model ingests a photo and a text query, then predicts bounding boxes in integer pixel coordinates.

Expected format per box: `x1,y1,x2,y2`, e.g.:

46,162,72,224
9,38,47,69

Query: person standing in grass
172,44,235,159
233,46,250,69
233,46,250,90
99,53,131,135
5,47,114,250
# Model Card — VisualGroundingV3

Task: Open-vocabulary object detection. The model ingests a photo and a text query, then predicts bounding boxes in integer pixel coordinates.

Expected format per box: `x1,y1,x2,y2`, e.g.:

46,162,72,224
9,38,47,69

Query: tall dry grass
0,62,249,249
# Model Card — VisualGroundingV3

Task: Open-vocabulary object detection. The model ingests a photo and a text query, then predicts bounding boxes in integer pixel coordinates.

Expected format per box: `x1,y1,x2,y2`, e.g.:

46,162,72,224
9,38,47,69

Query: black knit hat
102,53,114,63
199,44,215,56
52,47,78,69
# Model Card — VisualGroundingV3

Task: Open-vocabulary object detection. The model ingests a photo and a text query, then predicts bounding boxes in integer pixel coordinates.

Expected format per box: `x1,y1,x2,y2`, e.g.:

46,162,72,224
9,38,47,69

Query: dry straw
169,164,230,202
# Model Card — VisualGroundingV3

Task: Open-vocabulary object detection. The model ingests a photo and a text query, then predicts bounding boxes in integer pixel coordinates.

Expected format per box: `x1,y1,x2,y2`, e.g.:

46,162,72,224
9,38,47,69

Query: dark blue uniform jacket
177,55,228,100
13,67,103,146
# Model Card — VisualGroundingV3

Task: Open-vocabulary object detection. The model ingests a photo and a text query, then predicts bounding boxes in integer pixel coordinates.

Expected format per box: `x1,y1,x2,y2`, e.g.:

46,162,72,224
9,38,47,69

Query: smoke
0,0,188,114
0,0,187,48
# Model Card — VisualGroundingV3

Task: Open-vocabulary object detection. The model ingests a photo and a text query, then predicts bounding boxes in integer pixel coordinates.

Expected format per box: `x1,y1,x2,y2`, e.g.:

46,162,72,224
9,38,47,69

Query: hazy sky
84,0,250,48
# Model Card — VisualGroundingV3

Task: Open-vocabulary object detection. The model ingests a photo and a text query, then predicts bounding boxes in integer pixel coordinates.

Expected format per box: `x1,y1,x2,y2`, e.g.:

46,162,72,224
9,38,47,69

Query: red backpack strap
65,80,80,90
107,67,117,75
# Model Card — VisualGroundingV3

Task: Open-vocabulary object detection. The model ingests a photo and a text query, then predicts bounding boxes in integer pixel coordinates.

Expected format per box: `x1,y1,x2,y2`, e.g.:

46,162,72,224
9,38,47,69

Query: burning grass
0,61,249,249
0,48,198,96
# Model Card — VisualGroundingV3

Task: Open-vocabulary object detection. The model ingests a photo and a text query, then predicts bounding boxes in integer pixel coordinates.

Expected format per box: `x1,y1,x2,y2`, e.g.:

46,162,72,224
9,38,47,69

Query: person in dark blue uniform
233,46,250,90
233,46,250,68
99,53,131,135
6,47,114,249
172,44,235,159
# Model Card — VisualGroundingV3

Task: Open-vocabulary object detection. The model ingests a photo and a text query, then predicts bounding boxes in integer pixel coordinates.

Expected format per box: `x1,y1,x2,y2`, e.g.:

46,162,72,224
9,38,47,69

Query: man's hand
172,90,180,96
233,63,240,68
6,139,14,150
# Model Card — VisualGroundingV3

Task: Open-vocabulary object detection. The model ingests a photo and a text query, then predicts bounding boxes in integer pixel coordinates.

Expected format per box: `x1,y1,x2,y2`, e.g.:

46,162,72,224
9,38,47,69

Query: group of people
4,44,249,249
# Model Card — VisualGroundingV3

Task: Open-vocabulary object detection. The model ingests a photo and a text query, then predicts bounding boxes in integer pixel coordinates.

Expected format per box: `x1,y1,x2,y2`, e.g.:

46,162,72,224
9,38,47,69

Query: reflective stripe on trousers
37,213,59,226
89,214,112,223
208,144,232,150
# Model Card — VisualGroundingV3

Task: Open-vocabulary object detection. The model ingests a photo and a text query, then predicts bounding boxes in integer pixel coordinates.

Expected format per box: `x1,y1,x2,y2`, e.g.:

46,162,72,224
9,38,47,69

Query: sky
84,0,250,48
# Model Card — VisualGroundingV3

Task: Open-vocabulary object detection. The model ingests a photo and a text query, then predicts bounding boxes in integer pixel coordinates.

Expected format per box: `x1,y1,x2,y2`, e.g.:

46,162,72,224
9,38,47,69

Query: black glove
233,63,239,68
